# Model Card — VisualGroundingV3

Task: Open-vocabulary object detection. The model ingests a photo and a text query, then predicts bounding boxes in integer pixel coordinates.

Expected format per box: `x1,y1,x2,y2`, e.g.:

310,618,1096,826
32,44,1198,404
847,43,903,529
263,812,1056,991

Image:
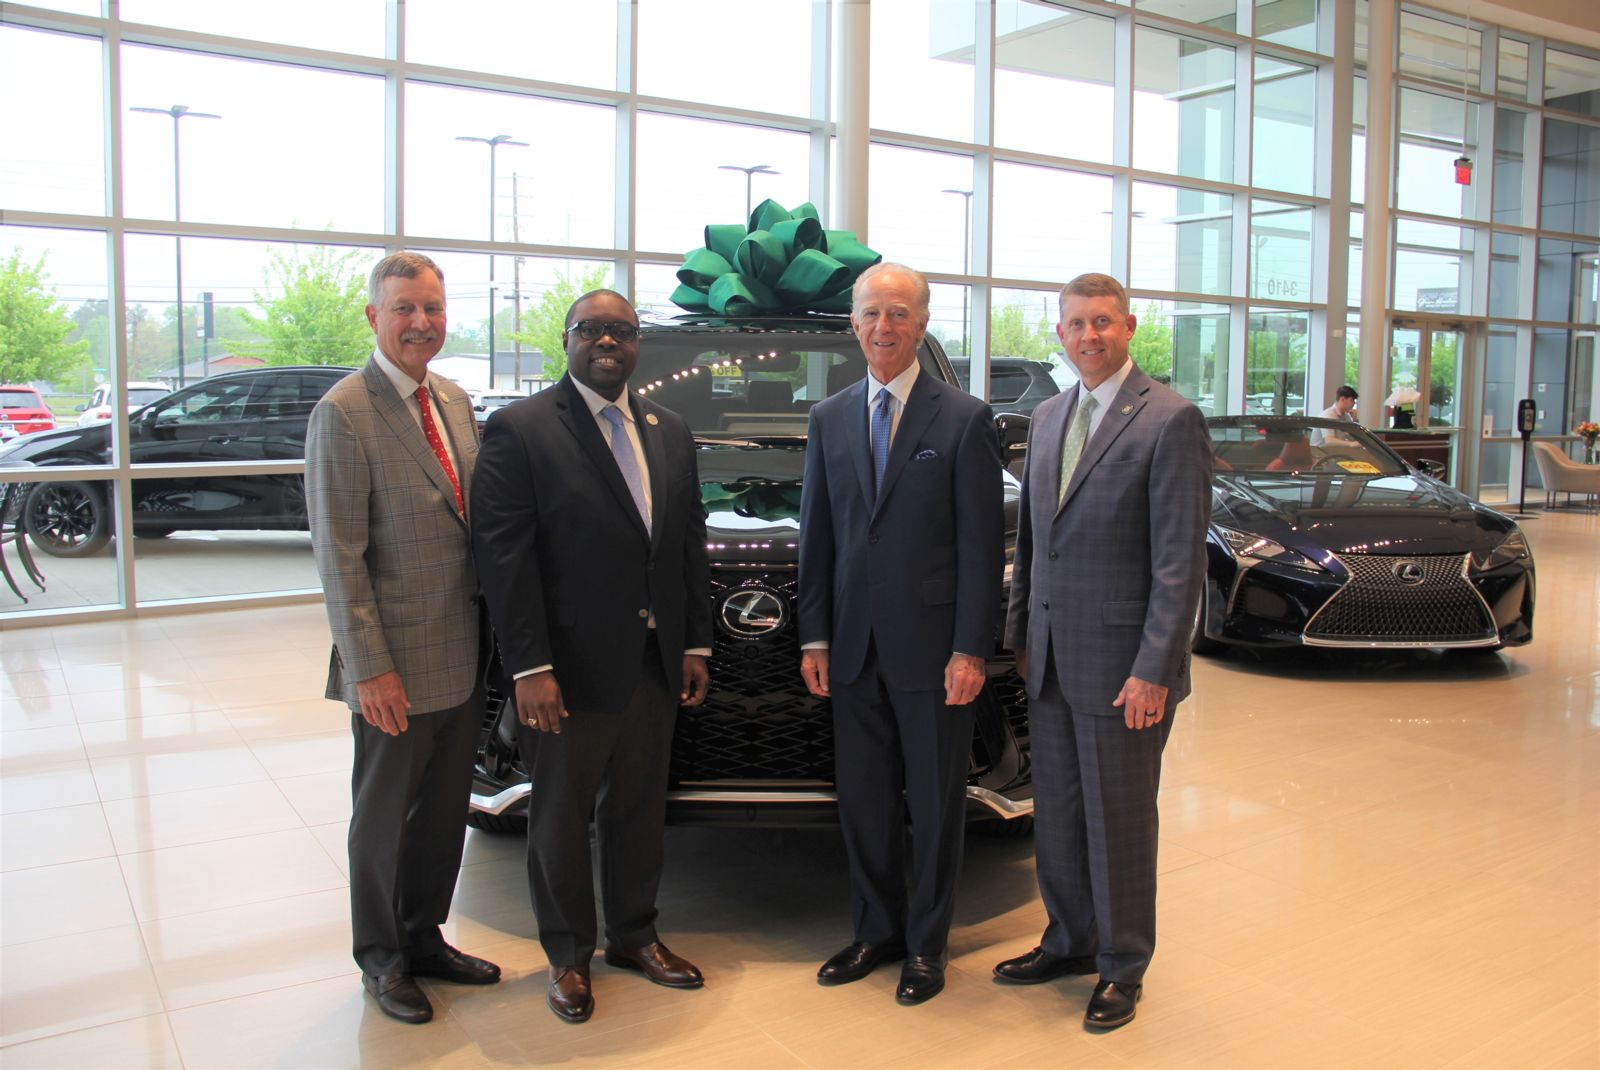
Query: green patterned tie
1058,395,1098,505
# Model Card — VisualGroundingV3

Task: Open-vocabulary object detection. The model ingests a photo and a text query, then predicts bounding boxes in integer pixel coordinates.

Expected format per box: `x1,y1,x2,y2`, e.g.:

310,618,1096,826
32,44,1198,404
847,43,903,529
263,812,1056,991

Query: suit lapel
1058,367,1151,513
842,379,875,509
873,374,939,519
555,377,650,544
1031,392,1071,519
365,360,465,527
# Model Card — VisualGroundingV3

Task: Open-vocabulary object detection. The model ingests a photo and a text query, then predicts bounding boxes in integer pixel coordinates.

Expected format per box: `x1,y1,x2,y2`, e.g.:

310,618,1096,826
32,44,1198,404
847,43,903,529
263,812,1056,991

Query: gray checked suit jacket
306,358,481,715
1004,364,1211,713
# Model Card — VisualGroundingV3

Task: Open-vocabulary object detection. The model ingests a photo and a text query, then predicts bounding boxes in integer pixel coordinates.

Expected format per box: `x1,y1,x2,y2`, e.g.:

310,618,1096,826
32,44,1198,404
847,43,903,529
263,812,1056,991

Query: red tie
414,386,464,515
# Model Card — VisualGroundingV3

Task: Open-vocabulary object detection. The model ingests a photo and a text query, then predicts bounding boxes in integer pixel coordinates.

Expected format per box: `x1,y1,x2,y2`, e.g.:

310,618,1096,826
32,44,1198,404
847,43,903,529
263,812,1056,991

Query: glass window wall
993,3,1116,164
1247,307,1309,416
991,164,1112,283
1129,183,1232,296
1134,27,1236,185
404,0,619,89
0,26,104,217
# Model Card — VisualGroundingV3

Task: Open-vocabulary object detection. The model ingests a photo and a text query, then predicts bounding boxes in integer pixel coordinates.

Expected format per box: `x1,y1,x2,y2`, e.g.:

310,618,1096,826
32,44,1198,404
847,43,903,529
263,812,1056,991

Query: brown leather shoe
603,941,704,988
547,965,593,1023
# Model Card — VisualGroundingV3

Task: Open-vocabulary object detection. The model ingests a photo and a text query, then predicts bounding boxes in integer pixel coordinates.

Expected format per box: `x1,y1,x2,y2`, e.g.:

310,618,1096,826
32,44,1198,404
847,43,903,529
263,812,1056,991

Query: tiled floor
1,511,1595,1069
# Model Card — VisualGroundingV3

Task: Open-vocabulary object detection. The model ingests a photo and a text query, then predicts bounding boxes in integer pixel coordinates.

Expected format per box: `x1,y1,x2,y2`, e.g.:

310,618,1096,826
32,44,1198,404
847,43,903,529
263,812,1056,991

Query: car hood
697,442,805,551
0,422,107,466
1211,471,1518,557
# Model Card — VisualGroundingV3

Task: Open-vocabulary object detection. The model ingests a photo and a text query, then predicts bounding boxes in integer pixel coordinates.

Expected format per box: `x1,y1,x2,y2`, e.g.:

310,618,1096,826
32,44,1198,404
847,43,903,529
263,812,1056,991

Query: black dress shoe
547,965,594,1024
362,972,432,1025
410,945,501,985
1084,979,1142,1029
895,956,945,1005
992,946,1098,985
602,941,703,989
817,941,908,985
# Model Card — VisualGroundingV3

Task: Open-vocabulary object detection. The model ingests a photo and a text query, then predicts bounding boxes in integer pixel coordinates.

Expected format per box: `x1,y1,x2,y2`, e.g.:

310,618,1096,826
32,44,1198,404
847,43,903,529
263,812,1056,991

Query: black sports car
468,312,1035,832
1195,416,1535,652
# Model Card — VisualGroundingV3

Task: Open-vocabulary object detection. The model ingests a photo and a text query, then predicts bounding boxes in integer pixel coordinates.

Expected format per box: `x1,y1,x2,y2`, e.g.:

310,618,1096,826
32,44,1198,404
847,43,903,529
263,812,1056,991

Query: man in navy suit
471,290,713,1025
994,273,1210,1029
798,262,1003,1005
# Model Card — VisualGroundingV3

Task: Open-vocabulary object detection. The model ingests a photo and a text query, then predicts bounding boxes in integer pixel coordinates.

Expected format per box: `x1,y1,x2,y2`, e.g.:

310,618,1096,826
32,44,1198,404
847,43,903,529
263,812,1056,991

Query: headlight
1470,529,1531,572
1215,526,1327,572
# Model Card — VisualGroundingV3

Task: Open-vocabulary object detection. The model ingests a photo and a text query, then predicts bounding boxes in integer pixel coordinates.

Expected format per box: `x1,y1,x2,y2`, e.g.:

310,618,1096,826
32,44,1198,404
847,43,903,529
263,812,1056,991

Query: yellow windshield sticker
1337,459,1379,474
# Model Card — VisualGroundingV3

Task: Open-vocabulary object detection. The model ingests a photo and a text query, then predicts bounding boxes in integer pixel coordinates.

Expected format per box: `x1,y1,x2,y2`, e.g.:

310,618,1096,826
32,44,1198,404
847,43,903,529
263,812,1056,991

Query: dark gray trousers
520,638,678,967
348,684,483,976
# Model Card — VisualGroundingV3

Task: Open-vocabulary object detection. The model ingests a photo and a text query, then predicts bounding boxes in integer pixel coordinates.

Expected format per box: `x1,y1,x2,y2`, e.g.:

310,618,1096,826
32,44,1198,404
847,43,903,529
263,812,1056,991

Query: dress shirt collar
1078,357,1136,412
865,361,920,409
372,346,429,400
570,376,636,425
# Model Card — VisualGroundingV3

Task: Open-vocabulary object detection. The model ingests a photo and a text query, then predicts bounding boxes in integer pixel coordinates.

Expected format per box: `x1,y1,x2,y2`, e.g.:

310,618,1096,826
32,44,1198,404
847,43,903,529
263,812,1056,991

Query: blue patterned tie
602,404,650,534
871,387,892,497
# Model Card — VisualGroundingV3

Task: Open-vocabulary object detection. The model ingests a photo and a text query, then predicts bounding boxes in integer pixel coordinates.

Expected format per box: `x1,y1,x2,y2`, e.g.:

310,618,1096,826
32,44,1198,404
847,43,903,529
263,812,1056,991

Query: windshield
0,391,42,408
633,326,941,438
1208,418,1406,476
128,388,169,406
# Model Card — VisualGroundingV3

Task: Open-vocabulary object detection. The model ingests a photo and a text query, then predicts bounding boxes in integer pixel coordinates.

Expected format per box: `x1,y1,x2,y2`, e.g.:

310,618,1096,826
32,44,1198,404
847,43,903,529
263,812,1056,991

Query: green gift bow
671,199,881,316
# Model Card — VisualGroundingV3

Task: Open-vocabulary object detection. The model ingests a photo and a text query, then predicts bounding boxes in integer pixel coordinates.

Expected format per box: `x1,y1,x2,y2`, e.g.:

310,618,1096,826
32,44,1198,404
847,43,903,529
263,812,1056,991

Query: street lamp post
942,188,974,354
719,164,779,222
457,133,529,383
131,104,220,388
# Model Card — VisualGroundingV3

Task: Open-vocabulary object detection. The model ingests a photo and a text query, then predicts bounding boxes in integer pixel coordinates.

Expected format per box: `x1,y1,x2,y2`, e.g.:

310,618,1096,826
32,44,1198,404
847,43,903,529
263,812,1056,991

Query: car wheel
1191,583,1228,656
466,810,528,836
24,481,111,558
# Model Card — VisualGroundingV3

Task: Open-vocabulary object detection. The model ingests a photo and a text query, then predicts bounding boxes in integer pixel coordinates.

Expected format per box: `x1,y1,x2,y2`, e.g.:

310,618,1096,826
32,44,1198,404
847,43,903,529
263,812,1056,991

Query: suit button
637,609,649,619
1049,551,1059,560
1042,601,1050,610
869,534,879,544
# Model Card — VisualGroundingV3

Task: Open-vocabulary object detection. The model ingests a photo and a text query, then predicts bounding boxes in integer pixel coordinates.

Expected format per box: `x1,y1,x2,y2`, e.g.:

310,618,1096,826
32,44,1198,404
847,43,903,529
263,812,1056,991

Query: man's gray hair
369,251,444,306
851,262,931,315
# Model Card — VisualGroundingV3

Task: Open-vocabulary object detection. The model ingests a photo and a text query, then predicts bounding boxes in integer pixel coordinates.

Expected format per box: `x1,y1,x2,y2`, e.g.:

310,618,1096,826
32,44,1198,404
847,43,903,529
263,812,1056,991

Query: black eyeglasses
565,319,639,343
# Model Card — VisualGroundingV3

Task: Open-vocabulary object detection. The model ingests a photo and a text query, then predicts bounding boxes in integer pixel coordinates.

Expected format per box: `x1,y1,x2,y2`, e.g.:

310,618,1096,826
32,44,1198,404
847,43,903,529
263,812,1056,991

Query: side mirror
74,404,87,412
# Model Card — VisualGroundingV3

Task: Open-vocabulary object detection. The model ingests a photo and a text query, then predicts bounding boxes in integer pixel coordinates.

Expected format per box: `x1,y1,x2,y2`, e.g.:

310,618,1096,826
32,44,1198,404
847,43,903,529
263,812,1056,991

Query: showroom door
1387,317,1465,430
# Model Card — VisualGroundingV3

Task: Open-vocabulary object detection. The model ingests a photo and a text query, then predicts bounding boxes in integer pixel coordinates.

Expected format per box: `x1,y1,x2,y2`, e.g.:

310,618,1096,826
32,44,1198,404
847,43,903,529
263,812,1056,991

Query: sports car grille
672,569,834,783
1304,553,1495,645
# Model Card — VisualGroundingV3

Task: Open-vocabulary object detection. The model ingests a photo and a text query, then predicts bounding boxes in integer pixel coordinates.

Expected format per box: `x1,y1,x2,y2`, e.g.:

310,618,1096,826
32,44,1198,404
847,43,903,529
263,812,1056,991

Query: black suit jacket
797,370,1003,691
471,376,713,713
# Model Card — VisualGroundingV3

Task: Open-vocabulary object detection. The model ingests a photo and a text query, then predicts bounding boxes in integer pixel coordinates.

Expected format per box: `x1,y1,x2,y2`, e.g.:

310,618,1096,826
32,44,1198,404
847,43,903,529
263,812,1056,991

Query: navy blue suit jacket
797,369,1004,692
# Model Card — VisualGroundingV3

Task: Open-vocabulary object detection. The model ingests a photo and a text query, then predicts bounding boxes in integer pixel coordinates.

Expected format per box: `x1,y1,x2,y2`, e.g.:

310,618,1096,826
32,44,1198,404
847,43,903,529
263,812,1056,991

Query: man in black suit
798,262,1004,1005
470,290,713,1025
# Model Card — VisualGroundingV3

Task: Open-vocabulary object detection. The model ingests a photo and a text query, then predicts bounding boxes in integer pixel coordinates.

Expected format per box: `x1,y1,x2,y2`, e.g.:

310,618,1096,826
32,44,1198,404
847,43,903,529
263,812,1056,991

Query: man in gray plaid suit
306,251,501,1025
995,273,1211,1030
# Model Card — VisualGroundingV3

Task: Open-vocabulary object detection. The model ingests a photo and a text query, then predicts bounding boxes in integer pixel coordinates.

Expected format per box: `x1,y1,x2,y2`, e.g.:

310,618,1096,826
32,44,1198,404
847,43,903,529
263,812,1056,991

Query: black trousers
1030,649,1172,984
520,636,678,967
830,644,974,959
348,683,483,976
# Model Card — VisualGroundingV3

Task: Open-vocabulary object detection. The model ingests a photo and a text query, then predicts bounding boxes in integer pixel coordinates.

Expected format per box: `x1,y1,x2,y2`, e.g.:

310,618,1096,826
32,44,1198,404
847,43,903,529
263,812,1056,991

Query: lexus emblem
1393,560,1425,585
718,587,788,638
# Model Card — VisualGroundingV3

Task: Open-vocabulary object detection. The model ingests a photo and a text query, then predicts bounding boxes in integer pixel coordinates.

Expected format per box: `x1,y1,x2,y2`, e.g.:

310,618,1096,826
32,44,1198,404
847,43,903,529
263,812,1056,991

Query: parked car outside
471,391,524,429
76,381,172,425
0,366,353,557
1195,415,1535,653
0,386,57,440
469,311,1035,833
947,357,1062,417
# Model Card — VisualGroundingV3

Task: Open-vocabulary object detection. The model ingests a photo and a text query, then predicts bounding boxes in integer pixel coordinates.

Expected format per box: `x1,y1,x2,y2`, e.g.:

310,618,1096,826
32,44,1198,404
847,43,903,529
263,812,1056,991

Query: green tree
232,246,374,366
1127,302,1173,378
987,302,1055,361
0,250,91,386
510,265,614,379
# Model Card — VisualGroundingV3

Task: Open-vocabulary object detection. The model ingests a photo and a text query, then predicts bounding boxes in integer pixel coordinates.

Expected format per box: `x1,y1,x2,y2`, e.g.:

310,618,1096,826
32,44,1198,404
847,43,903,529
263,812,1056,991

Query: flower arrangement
1575,421,1600,445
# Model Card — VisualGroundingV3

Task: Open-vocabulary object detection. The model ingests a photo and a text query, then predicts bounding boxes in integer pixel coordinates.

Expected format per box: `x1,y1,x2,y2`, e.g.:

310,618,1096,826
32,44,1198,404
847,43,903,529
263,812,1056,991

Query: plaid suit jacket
306,357,480,714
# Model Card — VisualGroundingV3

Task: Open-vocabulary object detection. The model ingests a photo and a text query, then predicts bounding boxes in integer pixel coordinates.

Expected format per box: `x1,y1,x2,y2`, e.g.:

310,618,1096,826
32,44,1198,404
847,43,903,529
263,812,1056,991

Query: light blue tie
871,387,892,497
602,404,650,534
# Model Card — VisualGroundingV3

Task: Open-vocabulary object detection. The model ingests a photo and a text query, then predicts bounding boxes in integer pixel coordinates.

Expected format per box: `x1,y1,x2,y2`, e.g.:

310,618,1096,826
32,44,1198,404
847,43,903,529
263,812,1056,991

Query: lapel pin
1120,404,1133,415
645,413,659,425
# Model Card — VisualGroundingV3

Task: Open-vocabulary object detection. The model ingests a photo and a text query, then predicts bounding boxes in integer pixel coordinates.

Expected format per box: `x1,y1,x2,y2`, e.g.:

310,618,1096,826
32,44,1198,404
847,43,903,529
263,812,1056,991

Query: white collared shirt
570,377,653,522
1076,358,1137,441
864,361,920,447
372,347,460,477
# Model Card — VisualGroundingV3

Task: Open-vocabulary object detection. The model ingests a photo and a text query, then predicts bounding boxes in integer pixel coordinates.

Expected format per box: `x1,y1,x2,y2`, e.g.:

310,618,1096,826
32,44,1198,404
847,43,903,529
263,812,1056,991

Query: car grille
1304,553,1496,646
672,569,835,783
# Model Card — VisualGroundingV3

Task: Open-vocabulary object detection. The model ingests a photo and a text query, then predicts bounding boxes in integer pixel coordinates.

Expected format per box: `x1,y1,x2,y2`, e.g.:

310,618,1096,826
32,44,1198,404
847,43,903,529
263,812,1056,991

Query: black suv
469,313,1035,832
948,357,1062,418
0,366,352,557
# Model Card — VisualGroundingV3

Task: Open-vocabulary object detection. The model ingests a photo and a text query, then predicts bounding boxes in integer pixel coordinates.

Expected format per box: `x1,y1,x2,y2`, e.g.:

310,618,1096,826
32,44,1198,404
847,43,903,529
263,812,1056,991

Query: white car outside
77,381,172,425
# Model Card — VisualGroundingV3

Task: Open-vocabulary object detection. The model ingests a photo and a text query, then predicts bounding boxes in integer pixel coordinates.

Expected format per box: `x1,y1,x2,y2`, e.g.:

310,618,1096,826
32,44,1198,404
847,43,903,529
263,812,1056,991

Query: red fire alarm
1454,155,1473,185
